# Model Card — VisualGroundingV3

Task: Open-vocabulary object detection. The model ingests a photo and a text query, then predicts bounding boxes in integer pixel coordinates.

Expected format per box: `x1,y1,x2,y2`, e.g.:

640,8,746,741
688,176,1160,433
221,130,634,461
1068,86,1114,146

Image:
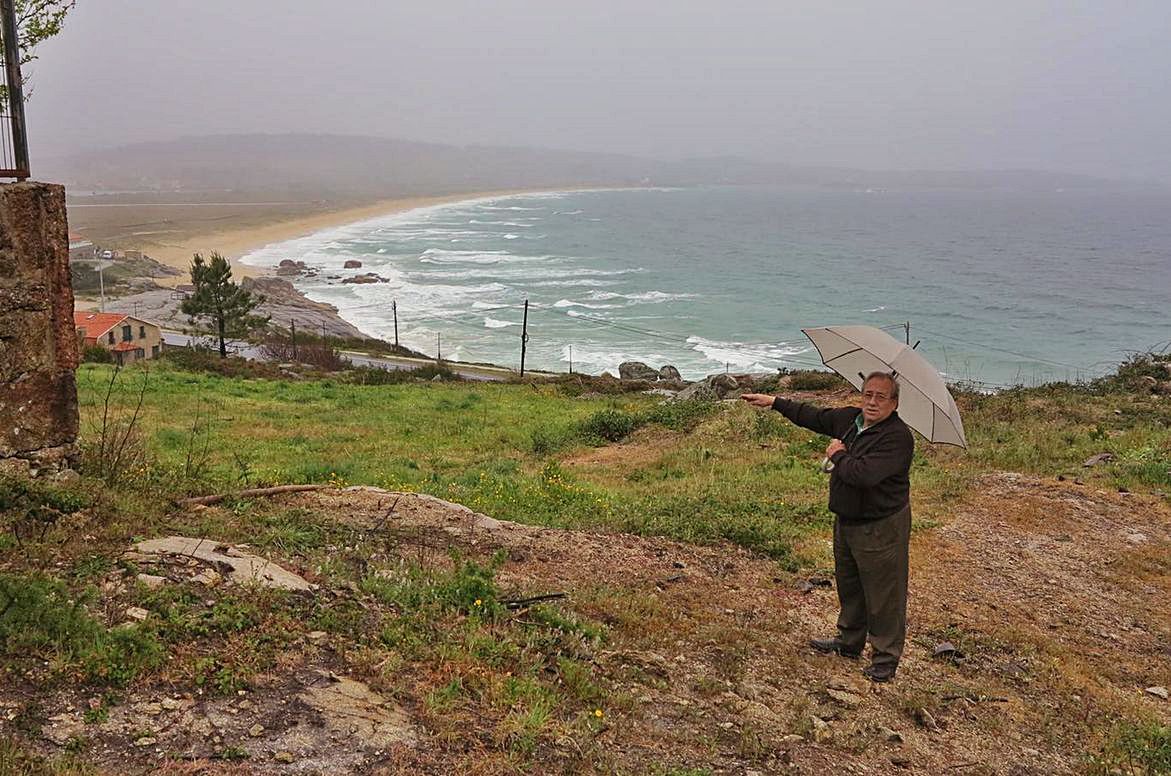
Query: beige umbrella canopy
802,325,968,448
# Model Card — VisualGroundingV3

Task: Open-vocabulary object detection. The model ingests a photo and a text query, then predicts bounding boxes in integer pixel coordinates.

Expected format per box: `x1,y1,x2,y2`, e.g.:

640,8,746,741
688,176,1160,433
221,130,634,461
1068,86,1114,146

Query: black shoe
809,637,862,659
862,663,897,683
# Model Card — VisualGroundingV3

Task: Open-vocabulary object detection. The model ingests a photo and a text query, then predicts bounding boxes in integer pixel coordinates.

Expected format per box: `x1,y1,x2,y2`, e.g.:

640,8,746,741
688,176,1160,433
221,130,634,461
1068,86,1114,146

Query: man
742,372,914,682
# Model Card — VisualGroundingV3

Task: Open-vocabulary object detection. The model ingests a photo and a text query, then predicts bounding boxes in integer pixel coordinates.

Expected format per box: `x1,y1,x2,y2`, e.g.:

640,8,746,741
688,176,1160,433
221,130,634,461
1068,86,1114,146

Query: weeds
1088,719,1171,775
0,475,90,548
82,364,150,487
0,573,162,687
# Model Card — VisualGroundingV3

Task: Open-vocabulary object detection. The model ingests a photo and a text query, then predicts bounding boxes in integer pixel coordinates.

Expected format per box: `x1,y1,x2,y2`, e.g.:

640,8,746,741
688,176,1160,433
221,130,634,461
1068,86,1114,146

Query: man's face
861,377,898,425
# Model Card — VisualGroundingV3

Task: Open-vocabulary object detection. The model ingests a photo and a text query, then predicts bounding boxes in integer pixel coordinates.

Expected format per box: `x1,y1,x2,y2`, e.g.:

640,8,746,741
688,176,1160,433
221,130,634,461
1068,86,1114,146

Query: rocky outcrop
0,182,78,475
341,272,387,285
658,365,682,381
343,259,363,269
676,373,740,401
241,277,367,338
619,361,661,381
276,258,308,276
130,536,315,591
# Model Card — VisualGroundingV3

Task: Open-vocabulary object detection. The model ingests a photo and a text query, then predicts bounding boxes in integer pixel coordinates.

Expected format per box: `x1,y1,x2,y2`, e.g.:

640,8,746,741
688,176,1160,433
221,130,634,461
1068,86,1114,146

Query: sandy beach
66,189,541,285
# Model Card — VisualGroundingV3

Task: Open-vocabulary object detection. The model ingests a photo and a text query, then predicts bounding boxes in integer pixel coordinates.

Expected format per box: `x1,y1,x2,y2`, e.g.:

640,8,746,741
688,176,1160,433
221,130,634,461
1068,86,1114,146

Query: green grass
0,573,163,687
6,354,1171,772
1088,719,1171,775
70,360,1171,569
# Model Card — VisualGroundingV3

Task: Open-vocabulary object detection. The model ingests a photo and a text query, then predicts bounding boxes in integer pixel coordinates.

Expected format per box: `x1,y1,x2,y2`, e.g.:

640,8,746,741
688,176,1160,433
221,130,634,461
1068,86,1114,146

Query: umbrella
801,325,967,448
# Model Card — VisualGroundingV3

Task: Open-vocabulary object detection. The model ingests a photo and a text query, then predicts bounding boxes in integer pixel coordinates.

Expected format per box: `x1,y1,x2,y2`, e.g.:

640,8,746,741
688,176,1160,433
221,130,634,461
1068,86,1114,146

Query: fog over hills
42,134,1147,201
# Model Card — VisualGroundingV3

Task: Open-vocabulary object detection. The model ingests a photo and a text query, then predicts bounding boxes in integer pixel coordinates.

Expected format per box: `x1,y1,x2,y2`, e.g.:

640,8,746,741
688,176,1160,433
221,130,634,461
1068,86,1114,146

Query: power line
912,326,1098,372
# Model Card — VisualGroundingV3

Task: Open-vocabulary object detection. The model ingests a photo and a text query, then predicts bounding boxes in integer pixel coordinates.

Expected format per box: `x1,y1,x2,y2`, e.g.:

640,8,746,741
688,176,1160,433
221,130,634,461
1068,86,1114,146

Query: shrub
0,573,162,687
259,333,345,370
347,365,418,385
159,347,283,379
414,362,460,381
529,426,571,456
1088,719,1171,775
578,408,642,443
81,345,112,364
0,475,90,546
1094,351,1171,393
643,399,717,431
788,370,846,391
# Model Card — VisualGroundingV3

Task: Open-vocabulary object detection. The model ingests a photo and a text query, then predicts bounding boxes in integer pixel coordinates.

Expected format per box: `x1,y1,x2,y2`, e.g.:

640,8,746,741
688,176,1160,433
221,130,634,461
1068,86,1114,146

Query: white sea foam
627,291,698,303
527,279,618,288
864,305,887,313
582,290,699,305
686,335,812,372
553,299,621,310
484,317,517,329
418,248,553,265
468,220,532,227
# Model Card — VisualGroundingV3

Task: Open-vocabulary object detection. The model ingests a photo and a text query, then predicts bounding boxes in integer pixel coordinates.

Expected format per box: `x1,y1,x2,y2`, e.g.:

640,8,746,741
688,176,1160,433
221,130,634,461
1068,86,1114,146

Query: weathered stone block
0,182,78,472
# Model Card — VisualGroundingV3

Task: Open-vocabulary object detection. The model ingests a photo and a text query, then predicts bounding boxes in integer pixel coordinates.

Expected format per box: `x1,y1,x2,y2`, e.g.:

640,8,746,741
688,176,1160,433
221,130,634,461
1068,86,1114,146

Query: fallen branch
371,496,402,532
942,693,1009,703
177,484,328,506
502,592,568,610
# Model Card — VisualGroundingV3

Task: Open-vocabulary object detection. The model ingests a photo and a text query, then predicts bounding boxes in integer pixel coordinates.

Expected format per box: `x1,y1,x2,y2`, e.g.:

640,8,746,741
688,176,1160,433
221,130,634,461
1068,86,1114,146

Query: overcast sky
24,0,1171,181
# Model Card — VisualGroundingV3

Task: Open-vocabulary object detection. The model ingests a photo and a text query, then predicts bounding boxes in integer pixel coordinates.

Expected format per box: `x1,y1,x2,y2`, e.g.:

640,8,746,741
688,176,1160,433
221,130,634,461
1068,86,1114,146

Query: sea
239,185,1171,387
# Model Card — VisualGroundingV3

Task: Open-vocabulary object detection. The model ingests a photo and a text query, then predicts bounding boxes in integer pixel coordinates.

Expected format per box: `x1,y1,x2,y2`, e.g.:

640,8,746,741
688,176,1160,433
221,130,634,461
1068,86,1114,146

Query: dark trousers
832,504,911,667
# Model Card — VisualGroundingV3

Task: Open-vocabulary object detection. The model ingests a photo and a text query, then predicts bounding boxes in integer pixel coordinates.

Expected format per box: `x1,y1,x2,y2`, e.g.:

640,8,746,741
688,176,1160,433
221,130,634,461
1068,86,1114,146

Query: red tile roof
111,342,142,352
73,311,127,338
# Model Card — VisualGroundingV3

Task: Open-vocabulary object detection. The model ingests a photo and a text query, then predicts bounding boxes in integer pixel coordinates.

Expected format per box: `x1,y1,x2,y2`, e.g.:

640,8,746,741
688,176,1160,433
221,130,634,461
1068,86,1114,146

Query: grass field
72,359,1171,566
2,355,1168,774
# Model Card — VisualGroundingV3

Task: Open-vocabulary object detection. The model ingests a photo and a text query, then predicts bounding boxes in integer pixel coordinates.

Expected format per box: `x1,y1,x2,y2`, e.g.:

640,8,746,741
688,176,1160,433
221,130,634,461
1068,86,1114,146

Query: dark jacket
771,397,914,522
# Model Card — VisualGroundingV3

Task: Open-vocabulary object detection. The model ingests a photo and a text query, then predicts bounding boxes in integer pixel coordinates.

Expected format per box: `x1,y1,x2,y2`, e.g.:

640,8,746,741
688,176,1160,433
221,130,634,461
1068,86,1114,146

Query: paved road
161,331,514,382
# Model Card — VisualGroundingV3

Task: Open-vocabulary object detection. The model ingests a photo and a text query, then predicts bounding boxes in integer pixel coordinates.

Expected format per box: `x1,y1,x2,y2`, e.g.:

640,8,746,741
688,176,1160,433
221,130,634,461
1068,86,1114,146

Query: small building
74,311,163,365
68,232,96,261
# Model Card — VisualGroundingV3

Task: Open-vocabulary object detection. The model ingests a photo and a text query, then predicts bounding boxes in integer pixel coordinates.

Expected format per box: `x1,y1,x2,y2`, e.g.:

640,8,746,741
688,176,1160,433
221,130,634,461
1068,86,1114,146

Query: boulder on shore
343,259,363,269
342,273,387,285
619,361,660,381
658,365,682,381
676,373,740,401
276,259,308,276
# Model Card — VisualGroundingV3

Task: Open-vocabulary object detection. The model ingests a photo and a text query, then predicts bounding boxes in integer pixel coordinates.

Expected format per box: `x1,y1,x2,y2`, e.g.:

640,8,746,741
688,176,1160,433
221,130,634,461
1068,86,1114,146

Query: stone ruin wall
0,182,79,476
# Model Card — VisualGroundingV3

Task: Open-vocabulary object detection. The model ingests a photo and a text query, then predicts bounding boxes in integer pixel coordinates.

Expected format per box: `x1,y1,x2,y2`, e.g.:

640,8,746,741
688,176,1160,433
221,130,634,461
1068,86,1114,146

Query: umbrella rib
824,347,867,366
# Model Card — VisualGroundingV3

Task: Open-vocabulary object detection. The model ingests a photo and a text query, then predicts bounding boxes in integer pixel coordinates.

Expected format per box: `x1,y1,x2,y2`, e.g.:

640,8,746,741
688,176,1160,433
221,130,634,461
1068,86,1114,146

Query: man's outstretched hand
740,393,777,408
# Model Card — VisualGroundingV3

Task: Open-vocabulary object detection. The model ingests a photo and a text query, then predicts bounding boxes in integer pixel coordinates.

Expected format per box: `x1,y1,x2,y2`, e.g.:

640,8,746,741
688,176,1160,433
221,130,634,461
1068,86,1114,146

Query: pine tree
180,252,268,358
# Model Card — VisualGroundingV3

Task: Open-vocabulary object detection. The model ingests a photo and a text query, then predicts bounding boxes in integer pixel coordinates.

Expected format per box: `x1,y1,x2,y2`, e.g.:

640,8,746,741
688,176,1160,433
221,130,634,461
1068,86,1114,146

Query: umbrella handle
820,456,834,473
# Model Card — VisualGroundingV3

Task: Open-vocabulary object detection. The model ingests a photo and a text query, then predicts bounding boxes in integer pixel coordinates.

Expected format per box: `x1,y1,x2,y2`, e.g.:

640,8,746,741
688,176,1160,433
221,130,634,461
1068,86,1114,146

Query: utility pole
291,320,298,360
436,333,442,363
568,344,573,375
904,321,910,345
392,300,399,349
321,321,327,351
519,299,529,377
98,261,105,312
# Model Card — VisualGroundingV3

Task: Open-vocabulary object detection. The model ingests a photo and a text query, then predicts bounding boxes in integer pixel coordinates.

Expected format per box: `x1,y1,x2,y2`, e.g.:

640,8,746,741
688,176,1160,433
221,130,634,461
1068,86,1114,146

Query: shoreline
80,187,611,346
142,188,612,285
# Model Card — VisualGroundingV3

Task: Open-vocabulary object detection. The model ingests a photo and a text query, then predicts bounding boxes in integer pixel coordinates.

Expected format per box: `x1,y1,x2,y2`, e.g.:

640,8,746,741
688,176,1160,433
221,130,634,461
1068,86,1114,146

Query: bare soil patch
6,476,1169,774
